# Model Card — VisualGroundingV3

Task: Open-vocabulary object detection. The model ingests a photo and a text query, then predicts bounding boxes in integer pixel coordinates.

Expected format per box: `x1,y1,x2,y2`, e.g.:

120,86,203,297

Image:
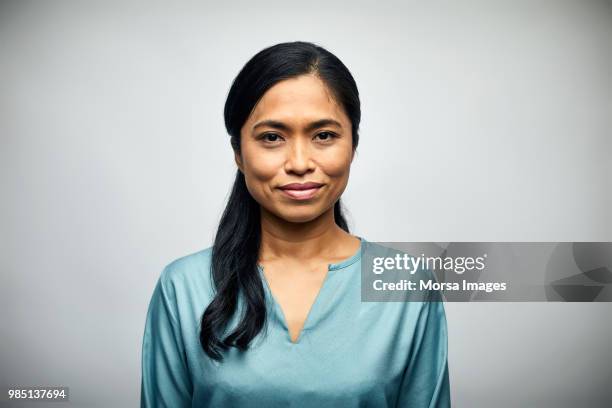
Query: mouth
278,182,325,201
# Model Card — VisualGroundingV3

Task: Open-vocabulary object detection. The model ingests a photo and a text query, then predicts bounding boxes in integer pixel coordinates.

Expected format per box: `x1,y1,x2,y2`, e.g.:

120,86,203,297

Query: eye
315,131,338,142
259,133,284,143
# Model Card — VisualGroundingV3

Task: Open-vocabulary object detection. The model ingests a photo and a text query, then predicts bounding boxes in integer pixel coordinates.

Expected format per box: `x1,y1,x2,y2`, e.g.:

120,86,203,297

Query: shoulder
360,239,444,303
163,246,213,277
158,246,215,299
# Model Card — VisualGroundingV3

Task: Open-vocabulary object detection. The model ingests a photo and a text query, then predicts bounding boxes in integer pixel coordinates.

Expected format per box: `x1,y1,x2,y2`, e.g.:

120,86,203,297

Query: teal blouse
140,237,451,407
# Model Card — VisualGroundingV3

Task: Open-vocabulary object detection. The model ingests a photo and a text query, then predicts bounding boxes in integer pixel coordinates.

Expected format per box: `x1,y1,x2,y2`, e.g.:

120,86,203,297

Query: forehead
247,74,346,124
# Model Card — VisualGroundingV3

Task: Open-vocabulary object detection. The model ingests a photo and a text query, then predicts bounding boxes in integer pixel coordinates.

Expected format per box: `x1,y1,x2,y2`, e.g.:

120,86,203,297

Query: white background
1,0,611,406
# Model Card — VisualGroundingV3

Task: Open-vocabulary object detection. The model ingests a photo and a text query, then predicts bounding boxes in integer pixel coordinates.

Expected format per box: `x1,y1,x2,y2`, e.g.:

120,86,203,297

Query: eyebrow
252,118,343,133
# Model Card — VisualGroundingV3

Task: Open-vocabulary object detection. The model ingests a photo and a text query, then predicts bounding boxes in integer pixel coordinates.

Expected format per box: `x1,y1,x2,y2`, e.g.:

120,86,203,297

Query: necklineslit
257,236,364,344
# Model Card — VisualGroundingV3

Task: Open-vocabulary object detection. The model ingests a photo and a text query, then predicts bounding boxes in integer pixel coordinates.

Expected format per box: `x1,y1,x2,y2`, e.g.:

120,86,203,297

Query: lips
278,182,324,200
279,182,324,190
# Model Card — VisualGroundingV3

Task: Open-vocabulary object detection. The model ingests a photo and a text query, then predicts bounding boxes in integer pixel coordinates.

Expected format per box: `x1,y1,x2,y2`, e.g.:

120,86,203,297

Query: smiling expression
235,74,355,223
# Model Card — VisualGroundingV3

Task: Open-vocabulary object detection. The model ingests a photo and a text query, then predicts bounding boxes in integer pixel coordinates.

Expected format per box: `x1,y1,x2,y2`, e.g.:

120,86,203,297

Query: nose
284,137,315,175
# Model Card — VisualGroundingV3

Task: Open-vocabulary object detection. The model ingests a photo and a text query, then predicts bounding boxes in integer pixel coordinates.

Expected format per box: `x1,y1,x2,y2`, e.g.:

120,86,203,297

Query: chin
276,208,324,224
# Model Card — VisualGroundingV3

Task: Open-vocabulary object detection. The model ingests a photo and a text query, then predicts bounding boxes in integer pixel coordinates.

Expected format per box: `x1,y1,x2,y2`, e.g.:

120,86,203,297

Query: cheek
245,159,277,181
241,150,283,196
318,148,352,178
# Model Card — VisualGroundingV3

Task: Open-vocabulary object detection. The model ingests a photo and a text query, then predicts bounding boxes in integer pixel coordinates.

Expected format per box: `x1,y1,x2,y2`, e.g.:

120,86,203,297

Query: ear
234,150,244,173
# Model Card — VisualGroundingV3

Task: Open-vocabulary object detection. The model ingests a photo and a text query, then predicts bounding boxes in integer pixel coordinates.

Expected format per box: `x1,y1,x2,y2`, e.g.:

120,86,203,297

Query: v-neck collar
256,236,365,344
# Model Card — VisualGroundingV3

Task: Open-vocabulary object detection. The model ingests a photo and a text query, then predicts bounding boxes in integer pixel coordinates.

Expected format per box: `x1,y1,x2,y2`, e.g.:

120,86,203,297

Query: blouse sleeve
396,299,451,408
141,267,193,408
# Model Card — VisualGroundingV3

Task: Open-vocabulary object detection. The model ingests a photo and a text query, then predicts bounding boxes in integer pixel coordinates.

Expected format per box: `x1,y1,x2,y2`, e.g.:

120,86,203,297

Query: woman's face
236,74,355,224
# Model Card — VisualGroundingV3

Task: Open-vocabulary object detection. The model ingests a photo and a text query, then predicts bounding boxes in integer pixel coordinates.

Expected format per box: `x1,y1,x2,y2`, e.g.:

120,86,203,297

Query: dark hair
199,41,361,361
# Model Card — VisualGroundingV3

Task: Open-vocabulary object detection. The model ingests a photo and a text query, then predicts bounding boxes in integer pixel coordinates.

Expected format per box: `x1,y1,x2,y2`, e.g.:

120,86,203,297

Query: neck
258,205,349,262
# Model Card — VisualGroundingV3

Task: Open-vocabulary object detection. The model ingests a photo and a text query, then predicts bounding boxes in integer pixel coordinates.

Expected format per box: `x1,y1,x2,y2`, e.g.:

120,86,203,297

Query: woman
141,41,450,407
